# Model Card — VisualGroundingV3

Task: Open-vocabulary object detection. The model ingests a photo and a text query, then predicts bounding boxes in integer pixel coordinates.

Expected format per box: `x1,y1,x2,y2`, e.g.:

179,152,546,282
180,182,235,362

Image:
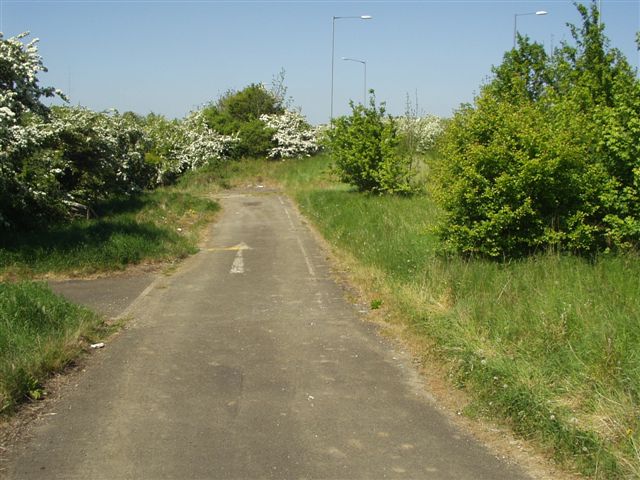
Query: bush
0,32,64,228
396,114,444,155
260,110,319,159
202,83,283,158
326,93,413,194
436,1,640,257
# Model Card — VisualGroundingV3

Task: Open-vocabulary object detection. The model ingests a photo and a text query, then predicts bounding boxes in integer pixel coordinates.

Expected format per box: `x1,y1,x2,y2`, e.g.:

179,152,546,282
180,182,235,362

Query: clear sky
2,0,639,124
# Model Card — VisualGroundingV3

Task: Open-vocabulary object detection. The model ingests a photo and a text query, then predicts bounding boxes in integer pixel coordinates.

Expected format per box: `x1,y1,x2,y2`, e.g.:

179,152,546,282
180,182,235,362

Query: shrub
436,1,640,257
0,32,64,228
202,83,283,158
326,93,413,194
396,114,444,154
260,110,318,159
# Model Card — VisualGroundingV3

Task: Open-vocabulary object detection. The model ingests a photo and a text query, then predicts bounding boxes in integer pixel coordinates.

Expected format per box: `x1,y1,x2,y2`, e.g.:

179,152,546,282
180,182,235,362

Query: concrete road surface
5,191,531,479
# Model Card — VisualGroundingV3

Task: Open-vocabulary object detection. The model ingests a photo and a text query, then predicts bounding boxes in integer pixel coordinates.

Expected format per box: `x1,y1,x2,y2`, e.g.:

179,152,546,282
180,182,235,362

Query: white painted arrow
204,243,252,274
230,249,245,274
229,243,251,274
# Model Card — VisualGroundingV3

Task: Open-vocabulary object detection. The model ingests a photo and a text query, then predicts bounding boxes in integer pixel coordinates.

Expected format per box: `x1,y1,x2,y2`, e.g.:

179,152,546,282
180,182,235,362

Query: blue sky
2,0,639,124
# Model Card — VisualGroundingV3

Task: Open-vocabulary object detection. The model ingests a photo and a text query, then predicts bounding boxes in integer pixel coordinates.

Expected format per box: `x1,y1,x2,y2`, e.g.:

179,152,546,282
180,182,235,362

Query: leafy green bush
202,83,283,158
326,94,413,194
436,2,640,257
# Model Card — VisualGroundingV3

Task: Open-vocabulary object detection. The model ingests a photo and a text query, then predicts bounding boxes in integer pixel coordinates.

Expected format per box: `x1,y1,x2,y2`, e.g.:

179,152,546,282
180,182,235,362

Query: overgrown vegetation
436,2,640,257
0,282,106,413
3,3,639,477
326,93,415,194
202,83,284,159
253,150,640,478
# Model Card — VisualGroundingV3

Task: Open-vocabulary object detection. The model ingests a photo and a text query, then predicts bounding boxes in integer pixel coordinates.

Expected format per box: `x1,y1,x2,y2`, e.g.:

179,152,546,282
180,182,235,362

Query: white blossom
395,114,444,153
260,110,318,159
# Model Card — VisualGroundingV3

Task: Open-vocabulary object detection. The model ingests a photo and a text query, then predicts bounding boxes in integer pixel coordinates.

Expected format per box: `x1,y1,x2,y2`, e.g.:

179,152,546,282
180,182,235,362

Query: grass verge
250,153,640,478
0,166,226,416
0,179,220,280
0,282,108,414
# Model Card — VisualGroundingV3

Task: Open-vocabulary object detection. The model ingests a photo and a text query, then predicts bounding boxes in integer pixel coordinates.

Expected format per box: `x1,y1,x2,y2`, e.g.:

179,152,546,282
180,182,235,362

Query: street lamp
513,10,548,48
331,15,372,121
342,57,367,106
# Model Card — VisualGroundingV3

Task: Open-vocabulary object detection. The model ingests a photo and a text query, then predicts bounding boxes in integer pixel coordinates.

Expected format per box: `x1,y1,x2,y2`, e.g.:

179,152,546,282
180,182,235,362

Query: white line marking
283,207,296,230
279,196,296,229
230,249,245,274
296,236,316,277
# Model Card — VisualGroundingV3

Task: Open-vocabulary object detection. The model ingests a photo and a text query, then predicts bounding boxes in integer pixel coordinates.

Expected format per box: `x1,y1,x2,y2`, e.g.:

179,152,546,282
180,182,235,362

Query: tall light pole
331,15,372,121
513,10,548,48
598,0,602,27
342,57,367,106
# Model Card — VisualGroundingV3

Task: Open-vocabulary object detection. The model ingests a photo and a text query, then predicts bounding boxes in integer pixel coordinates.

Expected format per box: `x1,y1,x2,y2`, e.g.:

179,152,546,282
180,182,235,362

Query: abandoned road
5,190,531,479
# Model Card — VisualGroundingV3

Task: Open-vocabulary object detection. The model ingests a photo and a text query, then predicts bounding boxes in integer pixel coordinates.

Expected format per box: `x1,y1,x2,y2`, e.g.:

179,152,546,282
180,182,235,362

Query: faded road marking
296,236,315,277
206,242,251,252
230,249,245,274
283,207,296,230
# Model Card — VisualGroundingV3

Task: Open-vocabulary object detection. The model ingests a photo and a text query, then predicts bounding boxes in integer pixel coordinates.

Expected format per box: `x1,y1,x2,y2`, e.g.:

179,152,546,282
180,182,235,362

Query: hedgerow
0,33,318,230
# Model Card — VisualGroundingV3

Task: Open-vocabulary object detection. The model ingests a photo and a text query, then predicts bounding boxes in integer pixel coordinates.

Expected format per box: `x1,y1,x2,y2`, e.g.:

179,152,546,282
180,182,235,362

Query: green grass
0,282,107,413
254,153,640,478
0,168,225,415
0,186,219,279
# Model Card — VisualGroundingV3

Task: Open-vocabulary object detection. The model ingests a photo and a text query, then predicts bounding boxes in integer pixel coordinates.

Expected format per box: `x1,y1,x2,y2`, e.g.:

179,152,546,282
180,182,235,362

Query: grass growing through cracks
260,153,640,478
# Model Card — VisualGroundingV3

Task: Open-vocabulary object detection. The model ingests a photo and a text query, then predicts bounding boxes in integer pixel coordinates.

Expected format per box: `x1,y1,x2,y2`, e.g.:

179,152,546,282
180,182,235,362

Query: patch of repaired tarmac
47,273,155,319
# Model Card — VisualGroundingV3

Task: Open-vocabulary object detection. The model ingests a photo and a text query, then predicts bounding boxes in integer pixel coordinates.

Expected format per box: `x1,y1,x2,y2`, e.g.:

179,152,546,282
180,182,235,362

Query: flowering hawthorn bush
144,110,238,184
260,110,318,159
0,32,65,227
0,32,239,229
177,110,238,171
395,114,444,153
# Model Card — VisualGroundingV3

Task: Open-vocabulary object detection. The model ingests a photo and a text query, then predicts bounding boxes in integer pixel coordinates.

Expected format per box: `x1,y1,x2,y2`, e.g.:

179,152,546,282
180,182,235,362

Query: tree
435,1,640,257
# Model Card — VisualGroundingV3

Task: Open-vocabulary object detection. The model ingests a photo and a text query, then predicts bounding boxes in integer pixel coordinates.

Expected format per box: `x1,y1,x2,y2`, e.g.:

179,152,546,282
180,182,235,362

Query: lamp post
513,10,548,48
342,57,367,106
331,15,372,121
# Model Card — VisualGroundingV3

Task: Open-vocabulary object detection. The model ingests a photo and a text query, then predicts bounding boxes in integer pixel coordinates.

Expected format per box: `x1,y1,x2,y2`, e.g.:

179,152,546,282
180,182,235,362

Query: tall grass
0,282,105,413
263,154,640,478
